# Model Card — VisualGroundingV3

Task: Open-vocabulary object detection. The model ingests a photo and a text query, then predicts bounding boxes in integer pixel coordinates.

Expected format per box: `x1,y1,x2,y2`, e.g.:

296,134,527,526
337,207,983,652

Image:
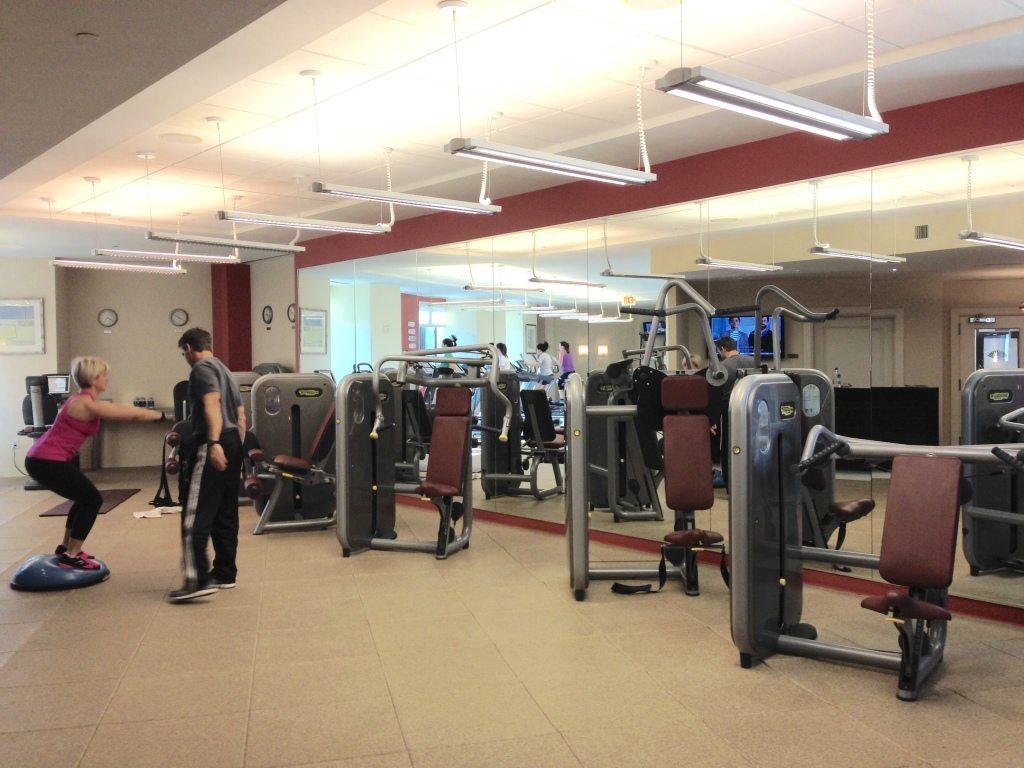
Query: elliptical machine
18,374,72,490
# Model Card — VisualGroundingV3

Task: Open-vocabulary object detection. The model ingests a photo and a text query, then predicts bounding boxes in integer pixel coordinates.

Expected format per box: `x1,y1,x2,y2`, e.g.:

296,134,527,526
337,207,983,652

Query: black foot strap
611,553,667,595
719,551,731,589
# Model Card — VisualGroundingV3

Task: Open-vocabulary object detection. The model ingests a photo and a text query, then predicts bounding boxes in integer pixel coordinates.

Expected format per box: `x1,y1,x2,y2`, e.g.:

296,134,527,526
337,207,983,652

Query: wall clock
287,303,296,323
169,308,189,327
98,308,118,328
262,305,274,325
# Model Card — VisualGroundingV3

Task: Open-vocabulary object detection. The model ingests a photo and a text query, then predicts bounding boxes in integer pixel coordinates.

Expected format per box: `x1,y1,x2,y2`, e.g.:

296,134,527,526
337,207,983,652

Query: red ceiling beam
297,81,1024,270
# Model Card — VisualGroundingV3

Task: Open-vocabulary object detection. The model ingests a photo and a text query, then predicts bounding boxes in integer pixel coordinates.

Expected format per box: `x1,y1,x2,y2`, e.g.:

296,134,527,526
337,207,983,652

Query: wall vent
914,224,929,240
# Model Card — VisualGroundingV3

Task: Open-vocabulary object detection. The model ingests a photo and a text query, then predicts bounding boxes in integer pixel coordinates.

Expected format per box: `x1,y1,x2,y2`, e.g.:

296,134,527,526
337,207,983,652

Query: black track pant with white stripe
181,431,242,588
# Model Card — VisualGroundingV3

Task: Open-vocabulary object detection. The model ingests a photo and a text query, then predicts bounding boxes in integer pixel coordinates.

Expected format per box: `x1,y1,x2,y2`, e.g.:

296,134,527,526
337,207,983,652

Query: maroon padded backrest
435,387,472,417
423,416,469,492
662,376,714,512
879,455,962,589
662,375,709,411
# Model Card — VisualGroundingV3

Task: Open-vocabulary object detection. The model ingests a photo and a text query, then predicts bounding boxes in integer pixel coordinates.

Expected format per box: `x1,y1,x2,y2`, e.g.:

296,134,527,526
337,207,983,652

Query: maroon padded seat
662,376,715,513
861,591,952,622
269,404,336,474
272,455,313,473
416,388,471,499
830,499,875,522
664,530,723,548
544,434,566,449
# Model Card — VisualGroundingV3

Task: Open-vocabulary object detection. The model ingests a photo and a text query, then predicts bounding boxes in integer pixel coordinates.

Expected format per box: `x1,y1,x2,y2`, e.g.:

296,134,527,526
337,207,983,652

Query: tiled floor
471,464,1024,608
1,468,1023,768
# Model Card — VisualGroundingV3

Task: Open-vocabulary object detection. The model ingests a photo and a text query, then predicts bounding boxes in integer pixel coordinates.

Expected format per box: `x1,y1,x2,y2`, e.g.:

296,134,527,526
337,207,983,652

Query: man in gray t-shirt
169,327,247,602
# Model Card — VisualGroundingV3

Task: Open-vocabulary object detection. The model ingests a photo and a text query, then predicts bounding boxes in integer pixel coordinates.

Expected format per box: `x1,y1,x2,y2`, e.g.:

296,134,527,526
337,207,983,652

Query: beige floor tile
20,613,152,651
0,599,62,625
0,641,138,687
370,615,493,656
0,678,118,733
380,644,520,696
259,596,367,631
929,748,1021,768
0,621,42,653
245,698,405,768
842,690,1021,762
260,575,359,603
361,588,471,626
256,622,377,665
80,712,247,768
411,733,581,768
935,641,1024,694
251,654,390,711
960,683,1024,720
703,707,916,768
148,603,259,637
562,714,753,768
127,631,256,677
103,666,252,723
391,680,554,752
278,755,412,768
0,726,94,768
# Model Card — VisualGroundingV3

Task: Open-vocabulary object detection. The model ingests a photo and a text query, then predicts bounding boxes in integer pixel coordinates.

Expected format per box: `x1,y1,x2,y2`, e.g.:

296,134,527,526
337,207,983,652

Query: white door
813,316,895,388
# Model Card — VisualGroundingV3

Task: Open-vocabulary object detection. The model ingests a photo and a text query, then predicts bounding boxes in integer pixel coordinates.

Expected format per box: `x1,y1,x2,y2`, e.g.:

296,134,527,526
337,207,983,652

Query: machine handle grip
992,446,1024,474
793,439,850,473
825,308,840,320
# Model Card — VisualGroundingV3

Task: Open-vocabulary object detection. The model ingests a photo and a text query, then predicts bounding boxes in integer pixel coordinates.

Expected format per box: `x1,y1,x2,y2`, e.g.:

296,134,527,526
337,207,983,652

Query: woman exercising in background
24,356,165,569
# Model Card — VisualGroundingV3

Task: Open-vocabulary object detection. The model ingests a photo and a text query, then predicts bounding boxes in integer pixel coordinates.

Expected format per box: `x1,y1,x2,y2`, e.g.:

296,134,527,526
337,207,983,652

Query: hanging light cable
959,154,1024,251
808,180,904,263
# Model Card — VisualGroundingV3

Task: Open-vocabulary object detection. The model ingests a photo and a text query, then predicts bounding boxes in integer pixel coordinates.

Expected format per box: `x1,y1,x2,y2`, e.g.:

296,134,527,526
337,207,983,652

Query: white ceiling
2,0,1024,263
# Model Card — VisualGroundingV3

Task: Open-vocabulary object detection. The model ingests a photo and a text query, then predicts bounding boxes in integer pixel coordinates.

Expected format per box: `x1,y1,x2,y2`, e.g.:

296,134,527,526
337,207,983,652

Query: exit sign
621,294,637,306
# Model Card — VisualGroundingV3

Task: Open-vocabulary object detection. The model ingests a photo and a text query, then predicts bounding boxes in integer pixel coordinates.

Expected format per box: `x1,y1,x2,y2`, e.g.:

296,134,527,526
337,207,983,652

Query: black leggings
24,457,103,541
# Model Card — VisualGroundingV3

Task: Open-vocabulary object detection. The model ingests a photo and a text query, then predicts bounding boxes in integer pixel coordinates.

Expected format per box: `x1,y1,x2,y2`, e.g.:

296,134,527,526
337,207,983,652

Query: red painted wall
297,82,1024,271
211,263,252,371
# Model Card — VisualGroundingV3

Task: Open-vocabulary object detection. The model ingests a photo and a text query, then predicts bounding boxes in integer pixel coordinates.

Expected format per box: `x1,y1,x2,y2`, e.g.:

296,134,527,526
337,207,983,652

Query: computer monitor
46,374,71,395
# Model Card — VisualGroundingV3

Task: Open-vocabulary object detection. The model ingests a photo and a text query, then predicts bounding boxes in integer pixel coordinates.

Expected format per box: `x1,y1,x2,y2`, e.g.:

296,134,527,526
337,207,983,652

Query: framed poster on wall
299,308,327,355
0,299,44,354
525,323,537,352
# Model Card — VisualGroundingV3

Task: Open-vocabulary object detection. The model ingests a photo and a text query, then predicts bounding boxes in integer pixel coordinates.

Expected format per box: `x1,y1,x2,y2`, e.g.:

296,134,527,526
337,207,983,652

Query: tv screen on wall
710,314,783,356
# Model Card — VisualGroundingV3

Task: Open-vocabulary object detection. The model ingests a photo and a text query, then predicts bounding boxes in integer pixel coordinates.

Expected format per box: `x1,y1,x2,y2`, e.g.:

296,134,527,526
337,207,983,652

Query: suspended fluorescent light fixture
807,181,904,264
445,138,656,186
957,155,1024,252
807,245,904,264
600,269,687,280
147,230,305,254
54,258,186,274
657,1,887,140
656,67,886,141
311,182,501,215
960,231,1024,251
218,210,390,234
464,284,545,293
695,256,782,272
588,313,633,324
537,308,577,317
423,298,504,307
92,248,239,264
528,231,606,288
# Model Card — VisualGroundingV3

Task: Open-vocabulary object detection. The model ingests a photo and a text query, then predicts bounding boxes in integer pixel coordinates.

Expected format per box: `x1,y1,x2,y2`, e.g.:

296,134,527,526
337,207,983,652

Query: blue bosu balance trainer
9,555,110,591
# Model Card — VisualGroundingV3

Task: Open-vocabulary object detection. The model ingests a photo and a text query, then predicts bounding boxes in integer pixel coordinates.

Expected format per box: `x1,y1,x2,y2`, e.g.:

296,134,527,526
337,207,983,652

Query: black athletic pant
24,457,103,541
180,430,242,587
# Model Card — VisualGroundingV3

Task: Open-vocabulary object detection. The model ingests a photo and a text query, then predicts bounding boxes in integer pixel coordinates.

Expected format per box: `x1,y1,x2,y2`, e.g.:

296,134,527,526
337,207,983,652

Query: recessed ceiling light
74,31,99,42
159,133,202,144
437,0,469,14
135,151,157,160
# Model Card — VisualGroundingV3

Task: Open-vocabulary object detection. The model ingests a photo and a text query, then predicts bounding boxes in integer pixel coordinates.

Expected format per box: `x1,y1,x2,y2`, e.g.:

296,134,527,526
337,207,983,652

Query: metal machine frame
337,344,511,559
249,373,337,534
961,368,1024,574
730,373,1023,700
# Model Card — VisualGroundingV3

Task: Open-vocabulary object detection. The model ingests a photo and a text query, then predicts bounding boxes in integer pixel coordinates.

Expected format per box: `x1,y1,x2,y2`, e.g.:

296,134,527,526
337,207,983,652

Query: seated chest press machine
730,371,1024,700
337,345,511,559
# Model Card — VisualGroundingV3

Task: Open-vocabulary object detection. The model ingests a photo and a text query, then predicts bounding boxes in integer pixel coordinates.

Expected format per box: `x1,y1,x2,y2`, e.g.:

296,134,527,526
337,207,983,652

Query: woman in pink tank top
25,356,165,570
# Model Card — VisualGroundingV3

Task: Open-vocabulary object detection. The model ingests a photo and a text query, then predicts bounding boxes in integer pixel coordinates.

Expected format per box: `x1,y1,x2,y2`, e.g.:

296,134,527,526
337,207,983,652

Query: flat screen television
641,321,665,337
710,314,783,356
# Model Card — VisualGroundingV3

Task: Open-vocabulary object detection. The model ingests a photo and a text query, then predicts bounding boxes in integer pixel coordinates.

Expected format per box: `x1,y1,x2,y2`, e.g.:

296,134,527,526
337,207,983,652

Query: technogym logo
296,388,323,398
988,390,1012,402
